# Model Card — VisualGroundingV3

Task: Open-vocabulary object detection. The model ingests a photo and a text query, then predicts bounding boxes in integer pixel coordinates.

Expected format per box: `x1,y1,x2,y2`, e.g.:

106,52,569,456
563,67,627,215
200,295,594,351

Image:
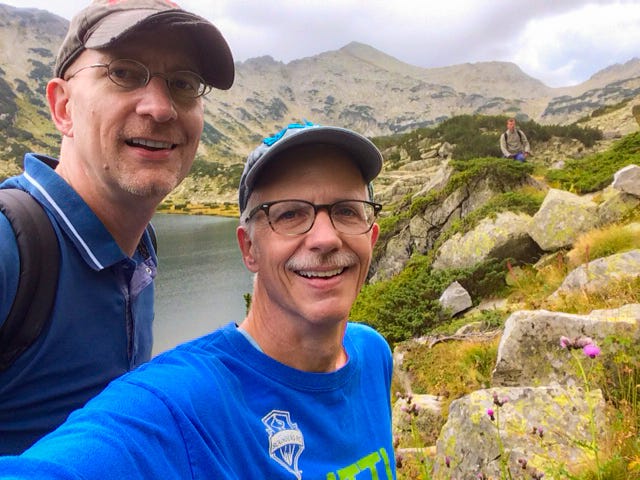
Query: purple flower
445,455,451,468
487,408,495,421
583,343,601,358
560,336,571,349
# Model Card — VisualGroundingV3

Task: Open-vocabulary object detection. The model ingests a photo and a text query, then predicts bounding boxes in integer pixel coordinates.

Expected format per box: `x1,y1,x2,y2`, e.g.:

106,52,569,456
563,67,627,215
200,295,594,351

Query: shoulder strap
0,189,60,371
504,130,524,143
146,223,158,255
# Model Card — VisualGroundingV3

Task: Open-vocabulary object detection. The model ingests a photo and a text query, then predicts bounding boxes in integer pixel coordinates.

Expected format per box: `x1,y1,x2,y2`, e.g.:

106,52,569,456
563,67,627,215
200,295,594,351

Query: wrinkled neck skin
239,280,349,373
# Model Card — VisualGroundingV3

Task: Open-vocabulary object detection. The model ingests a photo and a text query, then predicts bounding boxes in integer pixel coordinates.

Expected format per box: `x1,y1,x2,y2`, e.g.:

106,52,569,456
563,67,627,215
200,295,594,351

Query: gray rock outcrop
432,212,541,270
433,386,606,480
492,304,640,387
529,189,600,251
550,249,640,299
438,281,472,317
597,186,640,224
612,163,640,196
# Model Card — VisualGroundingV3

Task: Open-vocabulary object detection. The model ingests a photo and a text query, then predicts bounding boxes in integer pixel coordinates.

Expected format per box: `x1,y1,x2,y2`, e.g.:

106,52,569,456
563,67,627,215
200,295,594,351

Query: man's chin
120,179,177,200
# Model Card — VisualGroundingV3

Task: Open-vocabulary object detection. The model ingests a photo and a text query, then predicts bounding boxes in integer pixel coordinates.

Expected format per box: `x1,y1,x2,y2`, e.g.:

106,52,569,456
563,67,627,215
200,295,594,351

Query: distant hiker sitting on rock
500,118,531,162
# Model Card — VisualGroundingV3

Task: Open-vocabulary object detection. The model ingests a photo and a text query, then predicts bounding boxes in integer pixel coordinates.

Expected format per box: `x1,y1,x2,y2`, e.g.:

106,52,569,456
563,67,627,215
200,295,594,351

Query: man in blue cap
0,121,396,479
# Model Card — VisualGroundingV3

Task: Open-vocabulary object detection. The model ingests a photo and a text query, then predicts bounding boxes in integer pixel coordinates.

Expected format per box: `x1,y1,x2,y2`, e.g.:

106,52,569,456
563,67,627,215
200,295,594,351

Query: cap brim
85,10,234,90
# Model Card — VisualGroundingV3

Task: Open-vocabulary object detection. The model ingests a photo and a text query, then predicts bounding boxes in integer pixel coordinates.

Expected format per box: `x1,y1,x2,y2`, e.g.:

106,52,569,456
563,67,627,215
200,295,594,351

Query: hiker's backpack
503,128,524,144
0,189,157,371
0,189,59,371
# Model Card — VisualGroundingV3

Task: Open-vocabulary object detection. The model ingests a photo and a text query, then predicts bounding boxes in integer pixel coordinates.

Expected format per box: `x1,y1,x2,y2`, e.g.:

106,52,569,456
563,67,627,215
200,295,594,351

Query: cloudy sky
4,0,639,87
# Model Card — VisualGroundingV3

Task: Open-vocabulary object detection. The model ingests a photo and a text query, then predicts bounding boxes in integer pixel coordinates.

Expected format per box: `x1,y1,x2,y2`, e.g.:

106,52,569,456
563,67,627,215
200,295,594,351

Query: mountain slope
1,3,639,172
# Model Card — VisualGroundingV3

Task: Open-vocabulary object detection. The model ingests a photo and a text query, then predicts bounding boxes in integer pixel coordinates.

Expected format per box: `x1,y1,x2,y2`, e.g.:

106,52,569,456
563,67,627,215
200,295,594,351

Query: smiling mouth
126,138,176,151
296,267,346,279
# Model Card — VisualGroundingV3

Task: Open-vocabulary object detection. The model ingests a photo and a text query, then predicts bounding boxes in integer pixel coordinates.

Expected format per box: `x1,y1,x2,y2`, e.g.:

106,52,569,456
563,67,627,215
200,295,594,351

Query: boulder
612,164,640,196
432,212,541,270
529,189,599,251
438,281,472,317
550,249,640,299
492,305,640,387
597,187,640,225
433,386,606,480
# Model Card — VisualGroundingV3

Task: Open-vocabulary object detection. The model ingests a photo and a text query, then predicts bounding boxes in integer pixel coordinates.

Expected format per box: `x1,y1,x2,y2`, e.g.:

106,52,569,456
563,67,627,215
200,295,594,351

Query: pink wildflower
583,343,601,358
559,336,571,349
487,408,495,421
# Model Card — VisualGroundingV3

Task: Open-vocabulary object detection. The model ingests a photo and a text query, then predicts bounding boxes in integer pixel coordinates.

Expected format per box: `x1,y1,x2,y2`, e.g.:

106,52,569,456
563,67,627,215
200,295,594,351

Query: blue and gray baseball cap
238,121,383,212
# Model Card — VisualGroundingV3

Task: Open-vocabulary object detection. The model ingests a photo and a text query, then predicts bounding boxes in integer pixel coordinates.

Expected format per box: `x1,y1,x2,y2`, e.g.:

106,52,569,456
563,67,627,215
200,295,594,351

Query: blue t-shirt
0,322,396,479
0,154,157,454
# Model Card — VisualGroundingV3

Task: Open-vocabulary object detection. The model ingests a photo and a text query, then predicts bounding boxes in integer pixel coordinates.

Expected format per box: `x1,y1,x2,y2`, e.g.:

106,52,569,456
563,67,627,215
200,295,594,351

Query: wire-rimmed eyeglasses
64,58,211,99
245,199,382,236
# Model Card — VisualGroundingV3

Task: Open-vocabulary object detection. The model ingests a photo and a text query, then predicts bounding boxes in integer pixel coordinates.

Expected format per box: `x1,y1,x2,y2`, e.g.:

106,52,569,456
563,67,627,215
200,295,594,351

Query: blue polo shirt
0,154,157,454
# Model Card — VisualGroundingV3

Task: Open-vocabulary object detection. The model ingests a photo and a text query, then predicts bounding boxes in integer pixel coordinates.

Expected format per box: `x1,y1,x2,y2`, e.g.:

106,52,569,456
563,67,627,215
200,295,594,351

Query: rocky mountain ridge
1,2,640,177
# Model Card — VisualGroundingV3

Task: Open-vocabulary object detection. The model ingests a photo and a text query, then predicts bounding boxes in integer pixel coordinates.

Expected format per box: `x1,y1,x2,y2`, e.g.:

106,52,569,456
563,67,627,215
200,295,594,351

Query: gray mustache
286,251,359,271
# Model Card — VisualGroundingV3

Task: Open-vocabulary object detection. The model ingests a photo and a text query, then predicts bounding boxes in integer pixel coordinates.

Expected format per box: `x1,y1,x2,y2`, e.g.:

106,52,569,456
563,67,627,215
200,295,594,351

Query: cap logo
263,120,315,146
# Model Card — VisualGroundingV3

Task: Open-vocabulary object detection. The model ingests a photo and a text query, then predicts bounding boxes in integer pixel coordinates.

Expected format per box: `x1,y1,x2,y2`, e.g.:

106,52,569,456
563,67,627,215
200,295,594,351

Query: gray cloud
5,0,640,87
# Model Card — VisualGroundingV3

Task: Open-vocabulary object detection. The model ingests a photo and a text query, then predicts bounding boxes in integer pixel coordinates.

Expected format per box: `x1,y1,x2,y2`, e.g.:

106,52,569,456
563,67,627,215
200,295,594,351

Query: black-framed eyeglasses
65,58,211,99
245,199,382,236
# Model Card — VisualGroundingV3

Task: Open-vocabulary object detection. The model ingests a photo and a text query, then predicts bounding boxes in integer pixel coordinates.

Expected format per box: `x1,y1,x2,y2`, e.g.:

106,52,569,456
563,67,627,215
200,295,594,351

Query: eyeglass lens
105,59,207,98
267,200,377,235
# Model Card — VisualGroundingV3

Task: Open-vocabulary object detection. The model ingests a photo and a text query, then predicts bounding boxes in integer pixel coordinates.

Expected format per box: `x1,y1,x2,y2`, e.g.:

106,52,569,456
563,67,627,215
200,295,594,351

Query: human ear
237,225,259,273
46,78,74,137
370,223,380,248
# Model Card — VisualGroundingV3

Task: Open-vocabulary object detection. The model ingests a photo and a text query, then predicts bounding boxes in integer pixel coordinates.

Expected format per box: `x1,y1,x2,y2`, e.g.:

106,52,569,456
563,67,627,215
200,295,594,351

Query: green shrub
372,114,603,163
352,257,509,346
352,256,453,345
545,131,640,193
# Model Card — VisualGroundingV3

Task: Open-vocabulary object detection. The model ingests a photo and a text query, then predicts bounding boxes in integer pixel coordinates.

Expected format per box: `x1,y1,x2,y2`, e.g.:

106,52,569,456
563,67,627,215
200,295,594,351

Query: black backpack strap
0,189,60,371
504,130,524,145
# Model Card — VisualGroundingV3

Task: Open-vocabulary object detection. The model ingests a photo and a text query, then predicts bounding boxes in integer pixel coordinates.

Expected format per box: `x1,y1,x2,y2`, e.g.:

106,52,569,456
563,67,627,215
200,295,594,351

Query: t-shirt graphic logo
262,409,305,479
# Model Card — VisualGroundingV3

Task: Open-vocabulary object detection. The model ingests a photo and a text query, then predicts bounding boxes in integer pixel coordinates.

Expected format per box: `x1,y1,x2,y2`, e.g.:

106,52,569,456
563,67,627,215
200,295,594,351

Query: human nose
135,76,177,122
304,209,342,250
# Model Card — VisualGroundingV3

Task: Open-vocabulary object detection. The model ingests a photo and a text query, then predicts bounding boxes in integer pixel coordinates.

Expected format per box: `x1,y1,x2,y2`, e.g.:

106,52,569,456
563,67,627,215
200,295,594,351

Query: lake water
151,213,254,356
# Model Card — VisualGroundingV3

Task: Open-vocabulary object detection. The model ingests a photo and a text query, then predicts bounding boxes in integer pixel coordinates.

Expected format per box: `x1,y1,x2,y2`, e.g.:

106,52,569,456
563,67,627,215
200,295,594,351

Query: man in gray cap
0,121,397,480
0,0,233,454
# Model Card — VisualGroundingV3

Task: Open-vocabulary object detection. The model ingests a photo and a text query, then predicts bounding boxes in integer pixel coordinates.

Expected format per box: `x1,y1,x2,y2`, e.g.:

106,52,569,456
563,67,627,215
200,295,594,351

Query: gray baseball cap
55,0,234,90
238,121,383,212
